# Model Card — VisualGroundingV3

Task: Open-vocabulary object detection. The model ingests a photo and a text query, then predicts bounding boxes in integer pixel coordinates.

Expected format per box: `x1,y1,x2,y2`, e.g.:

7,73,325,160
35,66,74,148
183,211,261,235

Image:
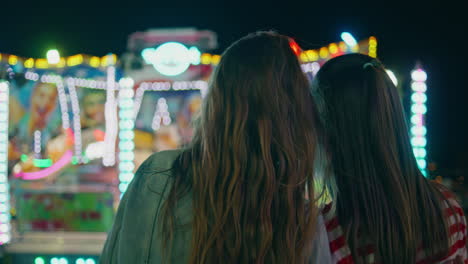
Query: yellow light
351,44,359,52
24,58,34,68
211,55,221,65
201,53,211,65
306,50,318,61
111,54,117,64
300,52,309,62
101,54,117,66
319,47,329,59
8,55,18,65
35,59,49,69
339,42,347,52
329,43,339,54
67,55,83,67
90,56,100,67
368,36,377,58
0,54,2,61
57,58,66,68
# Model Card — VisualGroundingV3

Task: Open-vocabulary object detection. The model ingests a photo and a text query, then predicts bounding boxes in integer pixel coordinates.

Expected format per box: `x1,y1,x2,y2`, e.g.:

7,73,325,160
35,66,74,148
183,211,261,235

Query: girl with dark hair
101,32,324,263
312,53,467,263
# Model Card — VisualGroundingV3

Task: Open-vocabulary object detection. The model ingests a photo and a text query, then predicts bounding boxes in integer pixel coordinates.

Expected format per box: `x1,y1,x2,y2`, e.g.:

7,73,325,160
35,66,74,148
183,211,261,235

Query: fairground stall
0,53,121,264
0,29,427,263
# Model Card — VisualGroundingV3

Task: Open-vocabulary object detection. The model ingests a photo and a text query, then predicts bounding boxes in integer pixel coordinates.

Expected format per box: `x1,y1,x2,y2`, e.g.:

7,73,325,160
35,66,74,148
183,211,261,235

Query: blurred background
0,5,466,264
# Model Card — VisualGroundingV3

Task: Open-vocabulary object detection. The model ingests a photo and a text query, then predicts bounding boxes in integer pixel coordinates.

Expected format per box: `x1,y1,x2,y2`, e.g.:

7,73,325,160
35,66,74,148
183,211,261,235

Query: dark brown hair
312,53,457,263
159,32,320,264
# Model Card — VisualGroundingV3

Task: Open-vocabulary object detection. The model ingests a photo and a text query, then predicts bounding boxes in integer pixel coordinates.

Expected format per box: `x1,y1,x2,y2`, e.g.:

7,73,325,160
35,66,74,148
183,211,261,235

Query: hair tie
363,60,380,69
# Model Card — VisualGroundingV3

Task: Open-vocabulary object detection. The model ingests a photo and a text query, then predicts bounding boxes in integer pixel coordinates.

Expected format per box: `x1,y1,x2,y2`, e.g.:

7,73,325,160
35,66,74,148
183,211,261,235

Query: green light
411,137,427,147
410,115,421,125
411,104,427,114
413,148,427,158
85,259,96,264
411,93,427,103
72,157,79,165
410,126,427,136
417,159,427,170
76,258,86,264
20,154,29,162
33,158,52,168
34,257,45,264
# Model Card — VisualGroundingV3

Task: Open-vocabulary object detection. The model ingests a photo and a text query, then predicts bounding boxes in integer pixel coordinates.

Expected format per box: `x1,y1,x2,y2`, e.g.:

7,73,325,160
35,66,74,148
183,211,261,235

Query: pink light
14,150,73,180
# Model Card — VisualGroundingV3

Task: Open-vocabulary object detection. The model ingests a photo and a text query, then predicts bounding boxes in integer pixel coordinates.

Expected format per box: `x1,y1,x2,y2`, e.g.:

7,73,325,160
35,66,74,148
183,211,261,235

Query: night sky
1,6,467,175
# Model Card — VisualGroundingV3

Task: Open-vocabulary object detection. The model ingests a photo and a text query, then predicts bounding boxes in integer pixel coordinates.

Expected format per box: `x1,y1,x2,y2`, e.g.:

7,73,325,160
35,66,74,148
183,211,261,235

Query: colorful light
24,58,35,68
67,55,83,67
341,32,357,47
368,36,378,58
46,49,60,64
34,257,46,264
0,81,10,245
85,142,105,161
305,50,318,61
103,64,118,167
66,79,83,163
289,40,301,56
141,42,201,76
14,150,73,180
89,56,100,68
329,43,339,54
8,55,18,65
34,130,42,156
151,98,171,131
118,78,136,194
319,47,329,59
85,259,96,264
385,69,398,86
410,65,428,176
33,158,53,168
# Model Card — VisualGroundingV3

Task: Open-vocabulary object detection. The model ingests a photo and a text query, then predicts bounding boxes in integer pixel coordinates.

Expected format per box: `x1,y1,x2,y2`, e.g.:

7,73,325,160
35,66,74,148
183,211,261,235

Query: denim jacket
100,149,331,263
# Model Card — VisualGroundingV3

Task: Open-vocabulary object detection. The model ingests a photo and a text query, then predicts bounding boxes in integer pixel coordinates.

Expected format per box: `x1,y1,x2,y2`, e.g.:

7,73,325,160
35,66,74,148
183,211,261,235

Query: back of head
162,32,319,264
312,54,451,263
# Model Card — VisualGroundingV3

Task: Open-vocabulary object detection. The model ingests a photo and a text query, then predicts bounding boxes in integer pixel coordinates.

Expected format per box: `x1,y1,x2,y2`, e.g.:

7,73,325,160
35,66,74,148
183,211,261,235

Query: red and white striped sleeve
322,204,355,264
437,191,467,263
417,190,468,264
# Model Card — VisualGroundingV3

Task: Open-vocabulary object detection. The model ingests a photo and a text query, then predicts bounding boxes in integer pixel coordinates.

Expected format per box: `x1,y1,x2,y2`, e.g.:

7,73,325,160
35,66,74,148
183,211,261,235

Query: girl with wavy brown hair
101,32,323,264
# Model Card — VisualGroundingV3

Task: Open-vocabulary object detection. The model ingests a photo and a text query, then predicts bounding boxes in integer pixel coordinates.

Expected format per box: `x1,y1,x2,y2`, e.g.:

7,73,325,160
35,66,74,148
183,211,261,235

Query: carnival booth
0,53,121,264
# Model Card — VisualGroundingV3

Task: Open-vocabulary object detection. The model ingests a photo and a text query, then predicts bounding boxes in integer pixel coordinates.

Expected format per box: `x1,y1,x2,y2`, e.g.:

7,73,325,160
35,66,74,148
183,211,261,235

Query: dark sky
1,6,467,174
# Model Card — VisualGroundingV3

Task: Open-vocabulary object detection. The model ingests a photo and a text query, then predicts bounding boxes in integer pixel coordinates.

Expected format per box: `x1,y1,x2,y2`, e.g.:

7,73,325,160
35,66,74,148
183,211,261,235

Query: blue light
340,32,357,46
417,159,427,170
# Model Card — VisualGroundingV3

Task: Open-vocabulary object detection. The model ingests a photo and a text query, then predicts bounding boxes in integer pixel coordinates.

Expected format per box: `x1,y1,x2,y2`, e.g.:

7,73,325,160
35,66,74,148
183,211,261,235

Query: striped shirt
322,191,467,264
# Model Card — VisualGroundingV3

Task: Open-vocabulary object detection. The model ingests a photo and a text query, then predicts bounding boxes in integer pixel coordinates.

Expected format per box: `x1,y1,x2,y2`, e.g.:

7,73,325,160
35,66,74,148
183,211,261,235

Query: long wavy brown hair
312,53,460,263
159,32,319,263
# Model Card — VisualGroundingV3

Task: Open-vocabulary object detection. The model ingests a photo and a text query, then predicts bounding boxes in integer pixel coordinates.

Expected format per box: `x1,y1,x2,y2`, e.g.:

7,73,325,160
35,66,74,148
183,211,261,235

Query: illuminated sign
141,42,201,76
